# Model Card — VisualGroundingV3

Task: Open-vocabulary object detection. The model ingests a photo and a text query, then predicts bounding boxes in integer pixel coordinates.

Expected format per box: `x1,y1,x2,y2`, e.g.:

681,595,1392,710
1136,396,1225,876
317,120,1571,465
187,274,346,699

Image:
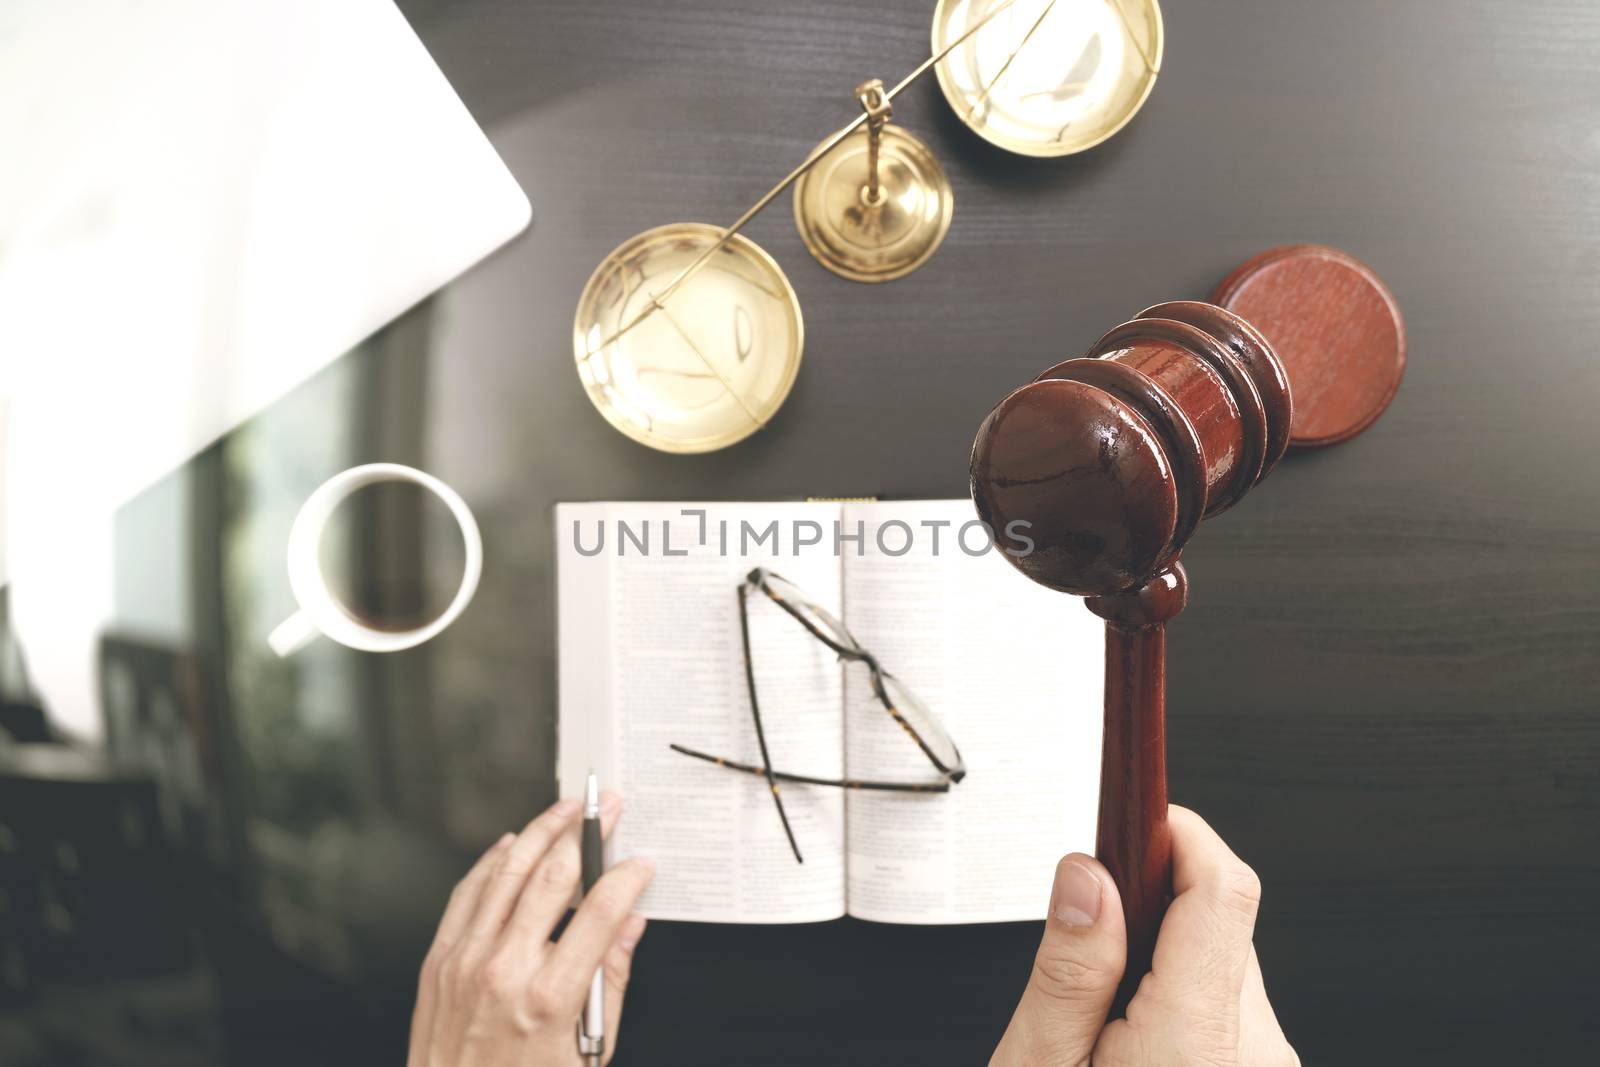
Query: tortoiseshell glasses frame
671,567,965,863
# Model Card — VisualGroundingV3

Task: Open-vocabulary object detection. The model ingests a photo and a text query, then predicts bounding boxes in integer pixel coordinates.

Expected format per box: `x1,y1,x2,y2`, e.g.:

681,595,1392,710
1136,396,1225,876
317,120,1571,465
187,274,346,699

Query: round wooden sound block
1211,245,1405,448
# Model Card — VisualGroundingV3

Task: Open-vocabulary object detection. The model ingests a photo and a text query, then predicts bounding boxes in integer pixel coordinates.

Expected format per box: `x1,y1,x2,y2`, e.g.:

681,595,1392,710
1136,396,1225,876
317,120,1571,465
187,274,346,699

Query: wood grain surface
226,1,1600,1061
1213,244,1406,446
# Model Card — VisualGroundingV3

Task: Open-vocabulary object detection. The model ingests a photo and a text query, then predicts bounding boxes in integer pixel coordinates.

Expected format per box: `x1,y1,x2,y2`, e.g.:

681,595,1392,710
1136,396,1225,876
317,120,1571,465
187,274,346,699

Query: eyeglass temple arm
669,744,952,793
738,584,805,863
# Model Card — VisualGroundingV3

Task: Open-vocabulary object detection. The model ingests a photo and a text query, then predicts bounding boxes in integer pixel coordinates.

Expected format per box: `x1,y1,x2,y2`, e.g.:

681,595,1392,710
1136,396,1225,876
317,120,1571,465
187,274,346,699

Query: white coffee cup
267,463,483,656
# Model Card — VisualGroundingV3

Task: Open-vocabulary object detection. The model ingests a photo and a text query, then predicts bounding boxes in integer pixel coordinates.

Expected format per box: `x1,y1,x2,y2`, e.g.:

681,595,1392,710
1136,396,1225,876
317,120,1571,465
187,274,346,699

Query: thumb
991,854,1127,1067
601,913,647,1065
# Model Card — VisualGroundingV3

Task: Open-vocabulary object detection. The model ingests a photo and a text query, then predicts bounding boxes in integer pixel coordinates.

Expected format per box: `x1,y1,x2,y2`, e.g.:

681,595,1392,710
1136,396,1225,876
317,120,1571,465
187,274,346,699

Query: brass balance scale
572,0,1165,453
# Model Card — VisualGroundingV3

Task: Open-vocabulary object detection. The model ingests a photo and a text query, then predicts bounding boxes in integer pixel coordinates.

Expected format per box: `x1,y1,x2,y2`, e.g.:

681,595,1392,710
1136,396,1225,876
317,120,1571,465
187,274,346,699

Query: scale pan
573,223,803,453
932,0,1163,157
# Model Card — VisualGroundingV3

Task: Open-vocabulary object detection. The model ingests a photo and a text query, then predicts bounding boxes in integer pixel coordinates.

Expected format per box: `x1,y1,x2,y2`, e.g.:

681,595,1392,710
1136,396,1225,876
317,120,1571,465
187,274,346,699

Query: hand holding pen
406,789,652,1067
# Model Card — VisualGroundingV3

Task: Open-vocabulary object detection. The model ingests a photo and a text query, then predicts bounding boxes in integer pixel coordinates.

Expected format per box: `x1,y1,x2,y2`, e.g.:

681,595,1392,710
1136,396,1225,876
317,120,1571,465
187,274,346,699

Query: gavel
970,244,1404,1009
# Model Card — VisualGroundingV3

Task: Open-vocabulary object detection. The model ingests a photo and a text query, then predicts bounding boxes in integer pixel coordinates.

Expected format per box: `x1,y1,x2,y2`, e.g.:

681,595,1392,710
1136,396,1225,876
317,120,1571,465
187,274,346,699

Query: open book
557,500,1103,924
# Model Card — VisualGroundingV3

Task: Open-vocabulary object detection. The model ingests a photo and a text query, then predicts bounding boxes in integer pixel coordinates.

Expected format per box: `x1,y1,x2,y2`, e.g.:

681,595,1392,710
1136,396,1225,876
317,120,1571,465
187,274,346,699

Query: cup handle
268,611,318,657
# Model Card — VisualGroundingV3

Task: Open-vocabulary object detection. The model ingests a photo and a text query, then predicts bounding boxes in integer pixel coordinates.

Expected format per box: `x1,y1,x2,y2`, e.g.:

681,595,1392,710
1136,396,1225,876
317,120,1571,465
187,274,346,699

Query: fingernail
617,913,647,952
552,798,580,817
1051,856,1102,927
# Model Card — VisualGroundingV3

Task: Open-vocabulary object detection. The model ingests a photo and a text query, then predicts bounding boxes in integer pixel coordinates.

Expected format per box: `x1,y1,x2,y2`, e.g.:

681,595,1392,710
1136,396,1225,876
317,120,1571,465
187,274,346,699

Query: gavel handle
1086,564,1186,1016
1097,617,1173,1014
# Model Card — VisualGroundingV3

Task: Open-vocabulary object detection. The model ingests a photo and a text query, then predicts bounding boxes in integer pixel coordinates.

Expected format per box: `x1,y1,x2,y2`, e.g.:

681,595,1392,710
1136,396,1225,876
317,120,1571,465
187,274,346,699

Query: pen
577,770,604,1067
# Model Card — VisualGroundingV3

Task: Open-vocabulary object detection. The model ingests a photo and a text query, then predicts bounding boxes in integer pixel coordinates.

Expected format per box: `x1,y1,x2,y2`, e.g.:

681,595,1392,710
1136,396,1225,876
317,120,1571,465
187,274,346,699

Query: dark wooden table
111,1,1600,1063
408,1,1600,1062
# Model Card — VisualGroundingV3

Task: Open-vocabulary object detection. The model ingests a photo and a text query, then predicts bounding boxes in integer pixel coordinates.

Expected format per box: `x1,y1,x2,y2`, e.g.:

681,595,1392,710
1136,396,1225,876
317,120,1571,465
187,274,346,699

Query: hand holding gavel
971,245,1404,1011
990,806,1299,1066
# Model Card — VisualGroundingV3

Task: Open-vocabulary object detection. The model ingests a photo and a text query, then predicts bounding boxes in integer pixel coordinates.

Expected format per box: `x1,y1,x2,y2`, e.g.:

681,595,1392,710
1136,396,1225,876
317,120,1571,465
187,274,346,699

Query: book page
841,500,1103,924
557,501,847,923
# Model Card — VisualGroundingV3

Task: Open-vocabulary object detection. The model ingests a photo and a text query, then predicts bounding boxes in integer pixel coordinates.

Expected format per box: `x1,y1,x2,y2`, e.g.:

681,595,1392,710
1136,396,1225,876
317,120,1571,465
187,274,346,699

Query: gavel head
971,301,1292,597
971,245,1405,599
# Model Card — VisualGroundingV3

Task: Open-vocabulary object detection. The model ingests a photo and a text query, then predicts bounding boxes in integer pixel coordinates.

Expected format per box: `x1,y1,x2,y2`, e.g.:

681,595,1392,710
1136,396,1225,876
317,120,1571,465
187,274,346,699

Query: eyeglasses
671,567,966,863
